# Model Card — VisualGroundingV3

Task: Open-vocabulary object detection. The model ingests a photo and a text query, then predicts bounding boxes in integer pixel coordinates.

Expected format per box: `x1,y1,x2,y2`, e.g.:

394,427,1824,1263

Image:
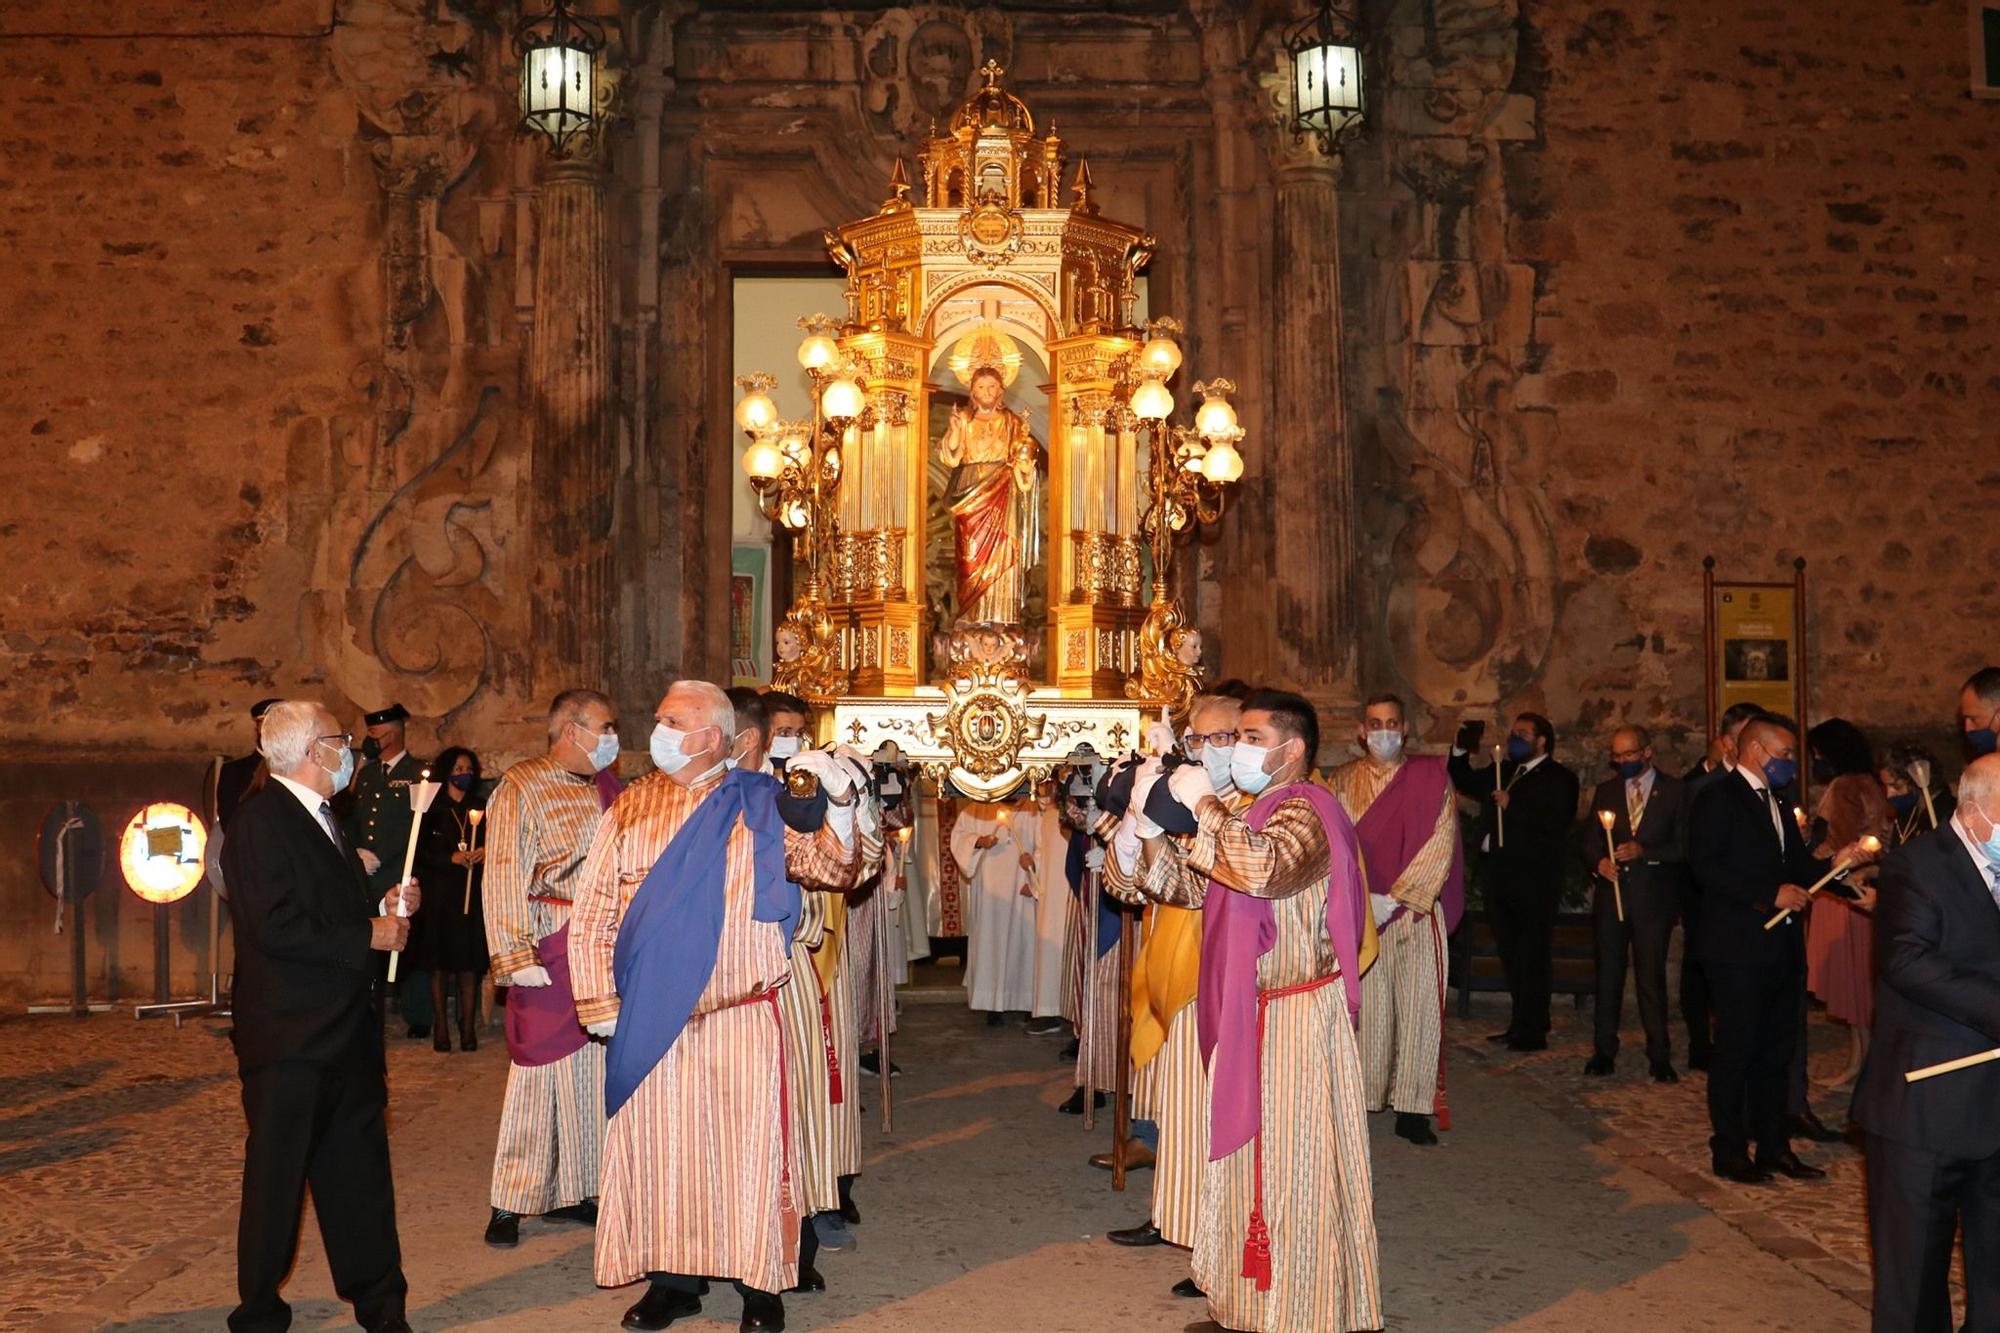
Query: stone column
528,154,614,698
1270,151,1357,708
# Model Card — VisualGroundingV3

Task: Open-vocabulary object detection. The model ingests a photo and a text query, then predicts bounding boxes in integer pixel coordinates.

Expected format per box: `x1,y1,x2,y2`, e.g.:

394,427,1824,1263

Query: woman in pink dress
1804,718,1888,1088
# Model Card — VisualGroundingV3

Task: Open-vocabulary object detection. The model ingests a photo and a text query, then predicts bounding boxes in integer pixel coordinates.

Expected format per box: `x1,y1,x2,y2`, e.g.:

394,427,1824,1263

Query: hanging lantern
516,0,606,157
1284,0,1366,156
1193,379,1239,439
1131,379,1174,422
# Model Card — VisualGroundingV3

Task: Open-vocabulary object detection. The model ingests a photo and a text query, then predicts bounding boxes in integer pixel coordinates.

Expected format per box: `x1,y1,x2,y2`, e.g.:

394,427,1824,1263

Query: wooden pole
1702,555,1718,742
1082,856,1100,1133
1112,889,1133,1194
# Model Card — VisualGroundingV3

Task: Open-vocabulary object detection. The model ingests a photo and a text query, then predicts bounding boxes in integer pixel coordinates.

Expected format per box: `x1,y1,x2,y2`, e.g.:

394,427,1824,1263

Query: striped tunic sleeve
484,774,540,978
1185,794,1328,901
1388,784,1459,914
569,805,626,1028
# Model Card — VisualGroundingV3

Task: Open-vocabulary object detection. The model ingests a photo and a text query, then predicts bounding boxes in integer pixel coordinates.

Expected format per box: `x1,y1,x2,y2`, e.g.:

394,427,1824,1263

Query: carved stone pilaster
529,154,614,697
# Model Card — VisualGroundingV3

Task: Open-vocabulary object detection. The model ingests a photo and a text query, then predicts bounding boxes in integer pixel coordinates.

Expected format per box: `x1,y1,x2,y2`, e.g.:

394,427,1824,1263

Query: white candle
1597,808,1623,922
386,769,442,982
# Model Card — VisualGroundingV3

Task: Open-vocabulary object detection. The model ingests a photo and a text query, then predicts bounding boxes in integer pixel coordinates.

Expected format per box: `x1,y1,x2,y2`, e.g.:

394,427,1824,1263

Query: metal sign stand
27,803,114,1016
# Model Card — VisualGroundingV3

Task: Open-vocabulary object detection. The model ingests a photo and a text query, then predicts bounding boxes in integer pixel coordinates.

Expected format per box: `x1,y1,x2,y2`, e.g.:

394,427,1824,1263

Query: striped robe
482,754,607,1215
1133,792,1382,1333
778,891,842,1216
1327,758,1458,1117
570,770,855,1293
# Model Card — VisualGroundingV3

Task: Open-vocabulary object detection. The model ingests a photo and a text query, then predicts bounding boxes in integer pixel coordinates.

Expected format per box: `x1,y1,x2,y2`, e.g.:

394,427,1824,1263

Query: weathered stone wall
1345,0,1998,773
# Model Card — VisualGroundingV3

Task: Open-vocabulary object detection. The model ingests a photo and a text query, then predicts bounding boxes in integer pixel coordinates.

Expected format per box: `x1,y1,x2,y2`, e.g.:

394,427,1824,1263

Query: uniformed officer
345,703,432,1037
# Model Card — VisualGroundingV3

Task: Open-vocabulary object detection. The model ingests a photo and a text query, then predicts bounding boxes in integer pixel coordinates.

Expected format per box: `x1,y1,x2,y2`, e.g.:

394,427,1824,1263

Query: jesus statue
938,363,1040,627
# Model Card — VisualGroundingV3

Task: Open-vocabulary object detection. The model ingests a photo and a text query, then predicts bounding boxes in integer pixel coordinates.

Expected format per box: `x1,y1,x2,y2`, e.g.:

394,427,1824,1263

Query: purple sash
1197,781,1367,1162
1355,755,1466,933
503,922,590,1068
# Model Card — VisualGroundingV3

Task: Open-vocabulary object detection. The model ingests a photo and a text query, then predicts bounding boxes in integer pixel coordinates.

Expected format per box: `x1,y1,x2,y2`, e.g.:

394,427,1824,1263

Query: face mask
1810,756,1836,785
769,736,804,762
1365,730,1404,763
1200,744,1236,791
1615,759,1646,781
1968,725,1999,759
1506,735,1534,763
449,773,476,792
362,736,383,761
1761,755,1798,791
1230,743,1276,796
574,725,619,774
650,723,695,776
1888,791,1919,817
1977,811,2000,863
319,741,355,792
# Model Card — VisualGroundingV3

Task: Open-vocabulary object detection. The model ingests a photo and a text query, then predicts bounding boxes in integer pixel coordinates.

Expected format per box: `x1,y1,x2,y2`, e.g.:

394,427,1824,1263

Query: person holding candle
952,794,1041,1027
220,700,418,1333
570,680,857,1332
409,745,489,1054
1448,713,1580,1052
1804,719,1890,1091
1680,703,1768,1071
1579,725,1690,1083
346,702,433,1039
1849,754,2000,1331
1686,713,1826,1183
1882,744,1955,848
1326,692,1464,1145
481,690,621,1249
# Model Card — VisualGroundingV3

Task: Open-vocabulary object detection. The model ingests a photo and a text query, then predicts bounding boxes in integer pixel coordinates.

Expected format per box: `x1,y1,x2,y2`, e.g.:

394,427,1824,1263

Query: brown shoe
1088,1144,1156,1171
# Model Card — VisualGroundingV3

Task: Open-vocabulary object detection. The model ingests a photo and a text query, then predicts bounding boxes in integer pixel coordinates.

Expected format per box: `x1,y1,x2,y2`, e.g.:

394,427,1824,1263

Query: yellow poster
1713,583,1798,717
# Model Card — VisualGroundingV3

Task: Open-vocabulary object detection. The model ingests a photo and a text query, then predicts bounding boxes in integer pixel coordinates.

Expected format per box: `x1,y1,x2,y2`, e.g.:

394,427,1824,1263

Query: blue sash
605,769,798,1119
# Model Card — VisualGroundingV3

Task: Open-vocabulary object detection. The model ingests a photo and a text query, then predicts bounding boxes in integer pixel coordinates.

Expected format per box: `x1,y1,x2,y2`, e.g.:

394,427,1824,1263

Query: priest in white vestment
952,801,1039,1016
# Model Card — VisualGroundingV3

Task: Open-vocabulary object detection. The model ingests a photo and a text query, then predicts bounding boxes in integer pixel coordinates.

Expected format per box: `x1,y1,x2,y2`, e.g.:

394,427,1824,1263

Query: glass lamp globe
735,390,777,433
797,334,839,372
1131,379,1174,421
821,377,865,420
1139,336,1183,379
743,438,785,481
1202,440,1245,484
1195,392,1238,438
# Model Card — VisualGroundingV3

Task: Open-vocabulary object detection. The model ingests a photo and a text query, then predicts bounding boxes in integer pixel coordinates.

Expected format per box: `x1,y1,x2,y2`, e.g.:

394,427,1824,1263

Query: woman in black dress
412,745,488,1052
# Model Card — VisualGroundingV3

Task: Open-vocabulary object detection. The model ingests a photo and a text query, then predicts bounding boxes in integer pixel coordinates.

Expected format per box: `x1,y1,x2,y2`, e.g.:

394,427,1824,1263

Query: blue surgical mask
1615,759,1646,781
584,728,620,774
1888,791,1919,817
1506,735,1534,763
319,742,355,792
650,723,693,776
770,735,804,762
1200,744,1236,792
1968,726,1999,759
1230,743,1275,796
1980,815,2000,864
449,773,476,792
1762,756,1798,791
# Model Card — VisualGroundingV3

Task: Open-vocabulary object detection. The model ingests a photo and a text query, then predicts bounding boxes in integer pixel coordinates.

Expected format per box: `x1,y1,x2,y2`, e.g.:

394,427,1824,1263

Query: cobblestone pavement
4,997,1876,1332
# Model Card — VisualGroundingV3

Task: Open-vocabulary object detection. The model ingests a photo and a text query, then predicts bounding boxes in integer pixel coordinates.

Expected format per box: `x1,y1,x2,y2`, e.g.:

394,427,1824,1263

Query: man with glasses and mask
347,702,431,1037
480,689,621,1249
1581,725,1690,1083
222,701,419,1333
1687,713,1842,1184
1113,688,1380,1333
1328,693,1464,1146
1851,753,2000,1330
570,680,858,1333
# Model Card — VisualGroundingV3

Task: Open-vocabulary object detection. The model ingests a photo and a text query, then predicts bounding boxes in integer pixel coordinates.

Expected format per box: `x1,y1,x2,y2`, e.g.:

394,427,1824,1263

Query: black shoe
484,1208,520,1247
1788,1110,1844,1143
1486,1031,1514,1045
857,1051,902,1077
621,1284,701,1330
461,1029,478,1053
788,1265,826,1294
546,1200,598,1226
433,1027,451,1053
1107,1222,1164,1247
1712,1155,1773,1185
985,1011,1004,1027
1060,1038,1080,1061
1506,1036,1548,1052
839,1198,861,1226
1394,1112,1439,1146
1582,1055,1615,1076
406,1024,431,1040
739,1291,785,1332
1688,1047,1713,1072
1025,1016,1066,1036
1650,1061,1679,1084
1756,1150,1827,1180
1171,1278,1204,1299
1058,1088,1107,1115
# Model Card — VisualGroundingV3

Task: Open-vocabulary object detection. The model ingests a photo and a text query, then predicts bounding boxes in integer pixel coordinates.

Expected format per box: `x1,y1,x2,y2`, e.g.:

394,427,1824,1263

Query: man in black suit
215,697,281,832
1686,713,1827,1184
222,700,416,1333
1450,712,1581,1051
1678,702,1766,1071
1851,754,2000,1331
1580,725,1689,1082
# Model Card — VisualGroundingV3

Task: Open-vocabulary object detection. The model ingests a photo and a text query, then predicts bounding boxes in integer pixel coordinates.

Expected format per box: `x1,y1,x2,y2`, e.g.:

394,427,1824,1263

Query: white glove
586,1017,617,1038
509,964,553,988
1145,718,1179,758
1084,844,1105,872
1370,895,1397,928
357,848,382,875
1167,761,1215,809
1129,756,1166,819
826,800,857,847
788,749,853,799
1112,813,1142,877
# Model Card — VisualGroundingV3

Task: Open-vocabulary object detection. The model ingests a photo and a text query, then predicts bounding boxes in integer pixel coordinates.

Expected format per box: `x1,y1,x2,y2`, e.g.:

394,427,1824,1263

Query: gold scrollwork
829,529,908,601
1069,529,1142,607
1125,596,1203,720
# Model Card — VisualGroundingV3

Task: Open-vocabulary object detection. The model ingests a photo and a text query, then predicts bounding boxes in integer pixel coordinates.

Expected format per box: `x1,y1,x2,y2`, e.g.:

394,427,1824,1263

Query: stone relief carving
858,7,1013,144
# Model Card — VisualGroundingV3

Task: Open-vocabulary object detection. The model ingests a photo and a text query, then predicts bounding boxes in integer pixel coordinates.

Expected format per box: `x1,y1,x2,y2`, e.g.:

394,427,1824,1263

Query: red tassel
1240,1210,1273,1291
821,992,844,1105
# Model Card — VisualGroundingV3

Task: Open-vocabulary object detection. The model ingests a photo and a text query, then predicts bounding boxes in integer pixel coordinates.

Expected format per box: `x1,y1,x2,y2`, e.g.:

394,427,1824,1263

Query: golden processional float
736,64,1246,798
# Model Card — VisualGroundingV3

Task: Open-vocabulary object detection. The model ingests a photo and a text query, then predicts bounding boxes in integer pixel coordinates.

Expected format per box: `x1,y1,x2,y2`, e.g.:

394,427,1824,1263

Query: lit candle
1492,744,1506,848
386,768,441,982
1765,834,1883,930
463,807,484,915
1597,808,1623,922
1908,757,1938,828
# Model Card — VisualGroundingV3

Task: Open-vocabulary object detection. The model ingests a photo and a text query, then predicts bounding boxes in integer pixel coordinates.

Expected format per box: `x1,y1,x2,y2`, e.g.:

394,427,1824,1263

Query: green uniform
347,750,425,898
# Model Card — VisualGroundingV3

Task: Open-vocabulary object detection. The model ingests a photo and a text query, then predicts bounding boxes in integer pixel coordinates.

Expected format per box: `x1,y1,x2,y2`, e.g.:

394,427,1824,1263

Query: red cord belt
1242,971,1342,1291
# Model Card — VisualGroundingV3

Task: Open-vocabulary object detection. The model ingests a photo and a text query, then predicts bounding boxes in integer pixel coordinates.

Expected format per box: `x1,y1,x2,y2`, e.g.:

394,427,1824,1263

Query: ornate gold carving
771,602,846,700
1126,596,1204,720
829,529,908,600
889,626,913,668
1069,529,1142,607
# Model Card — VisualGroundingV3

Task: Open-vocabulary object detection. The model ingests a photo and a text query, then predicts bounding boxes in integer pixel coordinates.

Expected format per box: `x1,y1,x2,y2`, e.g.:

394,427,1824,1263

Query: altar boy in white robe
953,801,1039,1022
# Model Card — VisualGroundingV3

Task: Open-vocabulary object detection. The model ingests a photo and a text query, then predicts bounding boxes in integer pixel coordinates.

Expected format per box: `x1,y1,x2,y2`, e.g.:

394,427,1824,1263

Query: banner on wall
731,543,770,686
